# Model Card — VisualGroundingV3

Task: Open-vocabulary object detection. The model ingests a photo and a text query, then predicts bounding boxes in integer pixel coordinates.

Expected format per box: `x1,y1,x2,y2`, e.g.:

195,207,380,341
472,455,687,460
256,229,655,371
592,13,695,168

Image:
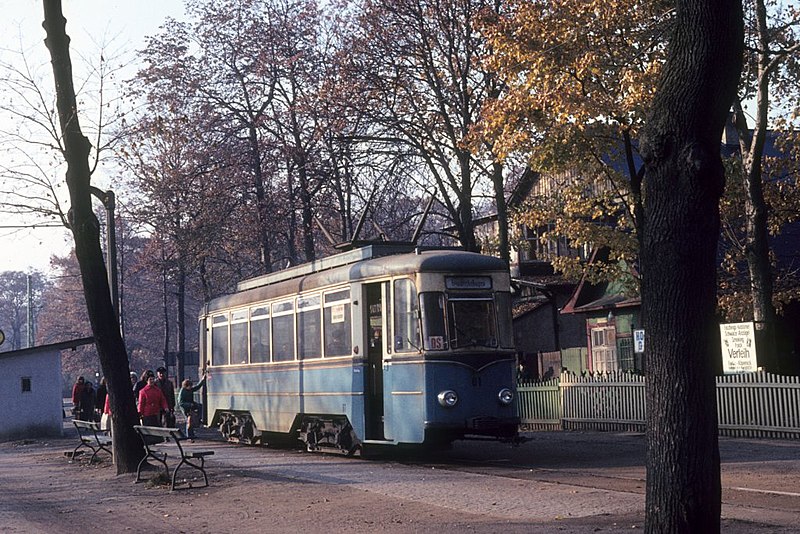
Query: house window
21,377,31,392
618,337,634,371
523,223,587,262
590,326,618,373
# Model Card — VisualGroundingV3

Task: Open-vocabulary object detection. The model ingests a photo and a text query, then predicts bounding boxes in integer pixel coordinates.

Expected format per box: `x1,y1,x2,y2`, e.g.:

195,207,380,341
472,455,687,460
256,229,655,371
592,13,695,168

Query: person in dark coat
154,367,176,427
79,381,96,421
95,377,107,419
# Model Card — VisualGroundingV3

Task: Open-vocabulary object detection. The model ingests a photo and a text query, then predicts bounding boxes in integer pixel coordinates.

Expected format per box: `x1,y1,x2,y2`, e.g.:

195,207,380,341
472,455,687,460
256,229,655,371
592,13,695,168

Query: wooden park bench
133,425,215,491
72,419,112,464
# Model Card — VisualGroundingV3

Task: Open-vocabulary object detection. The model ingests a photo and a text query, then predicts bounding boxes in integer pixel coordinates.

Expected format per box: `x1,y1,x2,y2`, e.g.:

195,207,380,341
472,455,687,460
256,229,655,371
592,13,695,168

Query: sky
0,1,186,274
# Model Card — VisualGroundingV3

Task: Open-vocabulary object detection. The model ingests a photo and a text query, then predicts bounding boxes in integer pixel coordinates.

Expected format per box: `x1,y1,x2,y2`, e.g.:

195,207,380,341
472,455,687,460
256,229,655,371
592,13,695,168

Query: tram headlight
498,388,514,405
437,390,459,408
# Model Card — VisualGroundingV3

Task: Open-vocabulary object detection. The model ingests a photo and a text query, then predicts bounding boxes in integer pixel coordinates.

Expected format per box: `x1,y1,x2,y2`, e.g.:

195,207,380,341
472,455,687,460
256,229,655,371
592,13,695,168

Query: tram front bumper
425,416,520,439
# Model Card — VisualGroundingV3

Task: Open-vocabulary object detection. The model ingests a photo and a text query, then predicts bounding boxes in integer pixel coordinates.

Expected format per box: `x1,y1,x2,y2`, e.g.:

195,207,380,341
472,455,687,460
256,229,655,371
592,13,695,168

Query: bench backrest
134,425,182,438
74,420,101,431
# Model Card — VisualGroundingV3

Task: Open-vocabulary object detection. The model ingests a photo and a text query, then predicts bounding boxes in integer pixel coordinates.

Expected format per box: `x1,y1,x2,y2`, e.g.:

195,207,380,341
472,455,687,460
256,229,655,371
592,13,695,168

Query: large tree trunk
42,0,144,474
639,0,743,531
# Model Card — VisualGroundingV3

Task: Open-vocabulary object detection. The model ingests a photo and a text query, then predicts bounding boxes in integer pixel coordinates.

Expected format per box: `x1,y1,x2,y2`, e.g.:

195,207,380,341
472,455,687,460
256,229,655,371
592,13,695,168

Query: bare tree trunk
296,152,316,262
249,123,273,272
491,161,510,263
42,0,143,473
731,0,781,371
162,267,170,373
457,151,478,252
176,263,186,384
639,0,743,531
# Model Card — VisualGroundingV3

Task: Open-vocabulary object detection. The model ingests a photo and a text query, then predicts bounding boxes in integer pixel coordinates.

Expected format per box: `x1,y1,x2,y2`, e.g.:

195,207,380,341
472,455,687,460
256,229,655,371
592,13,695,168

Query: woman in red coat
70,376,85,418
137,373,168,426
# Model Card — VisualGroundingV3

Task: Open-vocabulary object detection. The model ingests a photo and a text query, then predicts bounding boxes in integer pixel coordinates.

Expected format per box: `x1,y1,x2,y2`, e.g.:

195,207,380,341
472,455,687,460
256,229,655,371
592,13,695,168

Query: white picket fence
517,371,800,439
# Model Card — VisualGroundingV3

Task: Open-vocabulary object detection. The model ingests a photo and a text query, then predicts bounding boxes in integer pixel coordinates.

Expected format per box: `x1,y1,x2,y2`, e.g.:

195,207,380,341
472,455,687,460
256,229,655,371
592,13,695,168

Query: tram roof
204,246,509,313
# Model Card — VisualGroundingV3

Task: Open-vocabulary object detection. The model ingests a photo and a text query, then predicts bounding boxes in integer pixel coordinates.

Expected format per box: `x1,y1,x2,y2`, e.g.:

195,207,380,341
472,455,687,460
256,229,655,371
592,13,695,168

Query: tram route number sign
719,322,758,374
428,336,445,350
633,329,645,353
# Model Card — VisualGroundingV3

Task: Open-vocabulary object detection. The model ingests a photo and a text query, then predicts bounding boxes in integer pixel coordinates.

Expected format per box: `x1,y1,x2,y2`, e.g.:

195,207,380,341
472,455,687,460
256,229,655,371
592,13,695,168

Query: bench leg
71,442,87,461
136,452,169,484
89,445,112,464
171,457,208,491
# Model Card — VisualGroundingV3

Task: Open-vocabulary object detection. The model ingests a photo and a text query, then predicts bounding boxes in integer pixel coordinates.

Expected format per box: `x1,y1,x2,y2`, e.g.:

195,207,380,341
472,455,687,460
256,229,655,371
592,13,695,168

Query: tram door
364,283,386,440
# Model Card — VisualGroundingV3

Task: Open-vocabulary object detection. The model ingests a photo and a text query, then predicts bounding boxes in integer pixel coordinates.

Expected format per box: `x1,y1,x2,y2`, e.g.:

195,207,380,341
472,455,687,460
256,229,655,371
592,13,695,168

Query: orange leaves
481,0,669,158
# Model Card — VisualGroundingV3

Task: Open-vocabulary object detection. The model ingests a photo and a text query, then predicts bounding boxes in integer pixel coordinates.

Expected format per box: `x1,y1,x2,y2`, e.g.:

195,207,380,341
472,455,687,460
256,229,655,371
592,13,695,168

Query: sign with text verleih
719,322,758,374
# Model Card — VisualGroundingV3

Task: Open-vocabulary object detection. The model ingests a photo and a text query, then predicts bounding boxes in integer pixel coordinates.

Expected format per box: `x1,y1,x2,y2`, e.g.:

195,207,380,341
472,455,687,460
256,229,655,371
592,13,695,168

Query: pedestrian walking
70,376,85,418
138,373,168,427
79,380,96,422
133,370,152,409
95,377,107,420
154,367,176,427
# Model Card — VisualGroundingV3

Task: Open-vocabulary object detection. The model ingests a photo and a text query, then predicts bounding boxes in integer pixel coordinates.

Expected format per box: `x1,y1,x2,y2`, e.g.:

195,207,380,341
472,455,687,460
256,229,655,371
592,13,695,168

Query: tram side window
250,306,271,363
297,295,321,360
420,292,447,350
211,314,229,366
394,279,421,352
230,309,249,364
324,289,351,357
272,300,295,362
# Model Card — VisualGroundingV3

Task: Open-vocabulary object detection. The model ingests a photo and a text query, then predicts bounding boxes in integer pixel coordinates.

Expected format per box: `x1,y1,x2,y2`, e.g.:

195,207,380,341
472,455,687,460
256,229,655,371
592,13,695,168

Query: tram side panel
207,361,368,442
383,361,426,443
296,361,362,422
207,366,300,434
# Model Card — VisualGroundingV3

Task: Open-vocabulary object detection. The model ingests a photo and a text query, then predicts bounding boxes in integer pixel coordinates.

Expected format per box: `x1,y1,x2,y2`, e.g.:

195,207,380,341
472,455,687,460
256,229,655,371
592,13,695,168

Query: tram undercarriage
299,415,360,456
215,411,361,455
217,411,260,445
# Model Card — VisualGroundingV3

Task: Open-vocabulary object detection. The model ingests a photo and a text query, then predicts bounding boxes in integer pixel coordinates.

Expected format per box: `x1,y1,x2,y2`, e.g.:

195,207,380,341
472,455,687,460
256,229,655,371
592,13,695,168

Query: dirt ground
0,434,631,533
0,426,792,533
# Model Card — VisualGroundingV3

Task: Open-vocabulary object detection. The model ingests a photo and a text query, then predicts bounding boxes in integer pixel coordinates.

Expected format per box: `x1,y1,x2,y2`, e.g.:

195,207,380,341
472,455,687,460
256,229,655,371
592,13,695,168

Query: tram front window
420,292,447,350
447,298,497,348
420,292,502,350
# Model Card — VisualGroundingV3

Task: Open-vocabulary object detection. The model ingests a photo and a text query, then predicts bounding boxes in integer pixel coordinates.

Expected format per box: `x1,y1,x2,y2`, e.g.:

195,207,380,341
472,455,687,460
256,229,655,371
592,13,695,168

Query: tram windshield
448,297,497,348
419,292,513,351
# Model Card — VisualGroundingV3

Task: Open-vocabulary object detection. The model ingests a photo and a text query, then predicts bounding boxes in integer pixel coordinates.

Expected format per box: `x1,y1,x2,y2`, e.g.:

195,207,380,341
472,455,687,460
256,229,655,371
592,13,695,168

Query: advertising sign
719,322,758,374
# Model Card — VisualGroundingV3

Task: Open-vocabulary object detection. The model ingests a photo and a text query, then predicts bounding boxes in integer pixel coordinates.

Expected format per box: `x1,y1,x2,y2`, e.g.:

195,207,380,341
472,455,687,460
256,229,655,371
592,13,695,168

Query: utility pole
26,274,34,348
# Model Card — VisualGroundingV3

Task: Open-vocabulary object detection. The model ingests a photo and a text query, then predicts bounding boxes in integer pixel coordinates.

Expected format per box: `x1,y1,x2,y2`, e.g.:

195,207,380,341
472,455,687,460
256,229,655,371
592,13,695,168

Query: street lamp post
89,187,120,322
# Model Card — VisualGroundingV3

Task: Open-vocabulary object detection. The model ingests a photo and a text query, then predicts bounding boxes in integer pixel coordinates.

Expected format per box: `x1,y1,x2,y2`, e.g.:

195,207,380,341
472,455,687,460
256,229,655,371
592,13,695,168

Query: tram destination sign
719,321,758,374
445,276,492,290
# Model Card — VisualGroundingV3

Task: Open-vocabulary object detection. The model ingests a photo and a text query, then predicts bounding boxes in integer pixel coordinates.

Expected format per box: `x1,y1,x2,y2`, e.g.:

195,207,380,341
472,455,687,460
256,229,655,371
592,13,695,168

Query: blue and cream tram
199,245,520,453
